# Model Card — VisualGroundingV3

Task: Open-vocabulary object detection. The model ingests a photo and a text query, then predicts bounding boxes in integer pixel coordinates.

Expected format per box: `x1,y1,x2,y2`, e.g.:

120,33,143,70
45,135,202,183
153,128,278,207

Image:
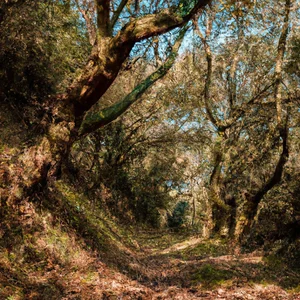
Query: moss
182,240,229,259
191,264,235,288
53,180,131,254
263,254,285,271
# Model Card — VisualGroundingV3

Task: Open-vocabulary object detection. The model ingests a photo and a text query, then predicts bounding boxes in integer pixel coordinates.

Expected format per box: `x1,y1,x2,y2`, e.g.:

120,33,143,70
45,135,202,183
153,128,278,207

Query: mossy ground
0,108,299,300
0,178,299,299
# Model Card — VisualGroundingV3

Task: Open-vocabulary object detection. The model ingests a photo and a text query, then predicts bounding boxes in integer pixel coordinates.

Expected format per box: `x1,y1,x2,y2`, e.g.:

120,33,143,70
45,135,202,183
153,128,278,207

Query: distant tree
190,0,297,240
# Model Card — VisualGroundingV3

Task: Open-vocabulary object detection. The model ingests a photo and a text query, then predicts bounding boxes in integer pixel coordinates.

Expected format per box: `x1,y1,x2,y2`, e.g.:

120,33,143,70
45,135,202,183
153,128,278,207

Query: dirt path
125,232,300,299
1,226,299,299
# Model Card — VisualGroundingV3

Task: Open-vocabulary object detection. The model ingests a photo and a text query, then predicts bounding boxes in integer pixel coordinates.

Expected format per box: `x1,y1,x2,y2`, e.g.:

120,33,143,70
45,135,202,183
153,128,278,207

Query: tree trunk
0,1,211,236
236,0,292,243
209,141,230,236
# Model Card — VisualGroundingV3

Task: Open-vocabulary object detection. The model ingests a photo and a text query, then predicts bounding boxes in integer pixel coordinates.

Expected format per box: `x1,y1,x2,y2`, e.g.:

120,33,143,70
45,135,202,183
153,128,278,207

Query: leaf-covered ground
1,180,299,300
130,231,300,299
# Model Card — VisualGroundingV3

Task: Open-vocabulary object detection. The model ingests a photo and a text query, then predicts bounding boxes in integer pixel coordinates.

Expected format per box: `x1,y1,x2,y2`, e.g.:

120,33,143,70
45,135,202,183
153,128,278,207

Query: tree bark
236,0,292,242
0,1,211,206
68,1,211,117
79,27,187,135
238,115,290,241
194,14,231,236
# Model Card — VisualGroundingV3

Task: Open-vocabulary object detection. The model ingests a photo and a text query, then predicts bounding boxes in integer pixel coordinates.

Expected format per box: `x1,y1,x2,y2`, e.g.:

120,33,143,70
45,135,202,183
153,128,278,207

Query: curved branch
110,0,129,34
78,28,187,136
240,1,293,239
240,113,290,239
116,1,210,44
70,1,211,117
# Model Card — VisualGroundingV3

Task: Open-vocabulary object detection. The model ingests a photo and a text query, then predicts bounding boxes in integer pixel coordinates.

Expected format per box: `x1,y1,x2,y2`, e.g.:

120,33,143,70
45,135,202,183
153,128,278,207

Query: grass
191,263,235,288
181,239,229,258
0,177,299,299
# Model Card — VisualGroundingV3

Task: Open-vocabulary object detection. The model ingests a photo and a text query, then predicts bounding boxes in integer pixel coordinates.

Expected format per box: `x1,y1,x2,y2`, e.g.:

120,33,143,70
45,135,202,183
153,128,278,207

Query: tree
157,0,298,240
0,0,211,204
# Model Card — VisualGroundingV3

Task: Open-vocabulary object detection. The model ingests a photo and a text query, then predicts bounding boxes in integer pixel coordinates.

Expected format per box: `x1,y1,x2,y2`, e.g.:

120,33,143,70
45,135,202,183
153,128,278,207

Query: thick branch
110,0,129,34
274,0,292,127
95,0,110,37
69,0,211,117
117,1,210,43
240,0,293,226
252,127,289,207
240,113,290,241
78,28,187,136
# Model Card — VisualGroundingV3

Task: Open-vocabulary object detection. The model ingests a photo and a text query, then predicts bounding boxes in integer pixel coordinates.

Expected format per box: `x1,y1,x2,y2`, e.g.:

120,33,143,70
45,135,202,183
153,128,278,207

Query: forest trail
0,181,299,300
0,179,299,300
1,223,300,299
122,231,300,299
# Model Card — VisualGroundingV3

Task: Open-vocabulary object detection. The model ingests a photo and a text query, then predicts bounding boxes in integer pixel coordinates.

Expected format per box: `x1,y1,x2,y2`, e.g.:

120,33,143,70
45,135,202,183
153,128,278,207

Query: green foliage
72,110,191,227
0,0,90,106
168,201,189,228
191,264,234,287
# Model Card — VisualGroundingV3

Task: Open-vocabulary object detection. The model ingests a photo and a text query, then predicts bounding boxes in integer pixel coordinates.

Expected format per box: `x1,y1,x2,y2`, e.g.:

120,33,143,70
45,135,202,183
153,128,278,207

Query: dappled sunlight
1,0,300,298
129,231,300,298
160,237,203,254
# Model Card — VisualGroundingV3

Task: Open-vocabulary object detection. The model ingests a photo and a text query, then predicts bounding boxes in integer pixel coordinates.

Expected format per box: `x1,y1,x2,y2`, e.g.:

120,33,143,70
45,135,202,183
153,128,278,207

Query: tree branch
239,1,293,240
274,0,292,127
69,0,211,117
240,112,290,239
78,28,187,136
115,1,210,43
110,0,129,34
95,0,110,37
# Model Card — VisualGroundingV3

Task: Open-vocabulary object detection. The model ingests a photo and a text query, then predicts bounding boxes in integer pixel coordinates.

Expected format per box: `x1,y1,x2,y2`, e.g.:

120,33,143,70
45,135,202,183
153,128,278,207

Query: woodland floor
1,105,300,300
127,231,300,299
0,179,299,299
1,220,300,300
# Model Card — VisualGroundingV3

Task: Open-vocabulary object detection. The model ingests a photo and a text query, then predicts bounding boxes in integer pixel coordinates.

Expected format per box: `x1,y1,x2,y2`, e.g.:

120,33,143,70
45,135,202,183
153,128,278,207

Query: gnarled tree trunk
0,1,211,205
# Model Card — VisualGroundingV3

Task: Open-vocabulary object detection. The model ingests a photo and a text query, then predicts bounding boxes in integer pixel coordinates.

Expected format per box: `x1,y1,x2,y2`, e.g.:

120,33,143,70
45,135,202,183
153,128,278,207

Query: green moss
182,240,228,259
53,180,129,253
191,264,235,288
263,254,285,271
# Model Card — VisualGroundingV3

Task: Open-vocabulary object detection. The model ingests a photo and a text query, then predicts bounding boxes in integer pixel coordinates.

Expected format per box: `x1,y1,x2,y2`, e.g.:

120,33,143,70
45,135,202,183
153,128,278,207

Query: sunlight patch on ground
160,237,203,254
197,254,263,264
